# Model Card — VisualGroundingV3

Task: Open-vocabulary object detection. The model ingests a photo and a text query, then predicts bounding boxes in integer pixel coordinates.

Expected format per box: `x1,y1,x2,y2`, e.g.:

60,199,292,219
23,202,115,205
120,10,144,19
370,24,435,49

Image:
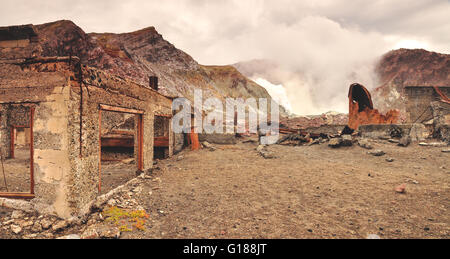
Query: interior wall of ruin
405,87,450,123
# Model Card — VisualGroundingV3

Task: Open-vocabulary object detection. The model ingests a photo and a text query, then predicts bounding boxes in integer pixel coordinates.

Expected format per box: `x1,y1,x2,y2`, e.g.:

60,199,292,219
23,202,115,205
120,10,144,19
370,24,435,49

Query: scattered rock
10,224,22,234
388,139,399,144
202,141,216,151
398,136,411,147
51,220,68,232
11,210,24,219
31,222,43,233
386,158,394,162
121,158,134,164
368,150,386,156
40,218,54,230
341,135,353,146
419,142,447,147
328,137,343,148
107,199,117,207
406,179,419,184
308,139,320,146
23,234,38,239
81,226,99,239
96,225,121,239
42,232,54,239
2,219,14,225
176,155,184,161
395,183,407,194
57,234,81,239
19,220,34,229
366,234,381,239
256,145,265,152
358,138,373,150
132,186,143,193
260,151,275,159
442,149,450,153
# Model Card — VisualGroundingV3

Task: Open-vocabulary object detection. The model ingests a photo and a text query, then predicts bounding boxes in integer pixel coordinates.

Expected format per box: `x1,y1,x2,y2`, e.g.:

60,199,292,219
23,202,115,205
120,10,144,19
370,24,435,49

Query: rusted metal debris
433,86,450,104
348,83,399,130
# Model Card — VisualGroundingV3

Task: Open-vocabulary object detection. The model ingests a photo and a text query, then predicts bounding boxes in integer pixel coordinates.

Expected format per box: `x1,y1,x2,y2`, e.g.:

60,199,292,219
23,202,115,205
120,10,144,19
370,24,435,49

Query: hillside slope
33,20,275,105
372,48,450,115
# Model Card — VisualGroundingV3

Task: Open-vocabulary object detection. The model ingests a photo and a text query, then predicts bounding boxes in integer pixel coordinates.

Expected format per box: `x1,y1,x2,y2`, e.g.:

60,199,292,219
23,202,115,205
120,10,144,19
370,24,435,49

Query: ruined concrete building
349,83,450,143
405,85,450,142
0,25,175,218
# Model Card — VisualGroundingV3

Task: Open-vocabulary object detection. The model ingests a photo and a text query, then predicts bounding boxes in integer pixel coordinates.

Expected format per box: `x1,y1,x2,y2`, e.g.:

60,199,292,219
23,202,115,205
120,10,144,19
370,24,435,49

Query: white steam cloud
252,78,292,114
1,0,449,115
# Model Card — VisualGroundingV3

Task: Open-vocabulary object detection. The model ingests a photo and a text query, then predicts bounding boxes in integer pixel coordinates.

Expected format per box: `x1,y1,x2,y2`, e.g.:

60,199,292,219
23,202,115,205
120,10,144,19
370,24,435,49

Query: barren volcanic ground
121,138,449,239
1,137,449,239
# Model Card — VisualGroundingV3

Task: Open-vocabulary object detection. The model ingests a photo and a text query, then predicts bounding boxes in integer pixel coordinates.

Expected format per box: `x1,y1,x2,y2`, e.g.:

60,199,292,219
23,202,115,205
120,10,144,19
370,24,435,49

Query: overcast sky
1,0,449,114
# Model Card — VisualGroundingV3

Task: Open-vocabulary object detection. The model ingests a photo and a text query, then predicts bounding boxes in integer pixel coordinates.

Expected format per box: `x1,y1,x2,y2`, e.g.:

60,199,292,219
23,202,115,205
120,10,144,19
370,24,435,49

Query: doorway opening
98,105,143,194
154,115,170,160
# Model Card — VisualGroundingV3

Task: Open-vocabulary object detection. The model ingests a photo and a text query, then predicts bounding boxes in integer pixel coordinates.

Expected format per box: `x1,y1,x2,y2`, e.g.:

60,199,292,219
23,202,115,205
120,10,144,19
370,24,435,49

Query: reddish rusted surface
154,136,169,147
348,83,399,130
101,136,134,148
433,86,450,104
189,127,201,151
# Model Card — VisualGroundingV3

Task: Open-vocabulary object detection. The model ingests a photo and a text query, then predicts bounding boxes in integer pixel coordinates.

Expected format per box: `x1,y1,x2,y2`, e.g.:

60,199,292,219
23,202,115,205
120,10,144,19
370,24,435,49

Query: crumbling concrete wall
198,133,237,144
358,123,432,142
0,25,42,60
33,86,72,217
431,101,450,143
0,59,74,218
358,124,412,139
405,86,450,123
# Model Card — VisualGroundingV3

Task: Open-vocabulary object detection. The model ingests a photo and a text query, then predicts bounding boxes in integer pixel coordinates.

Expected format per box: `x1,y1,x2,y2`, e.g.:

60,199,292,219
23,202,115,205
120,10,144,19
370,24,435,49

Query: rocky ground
0,136,449,239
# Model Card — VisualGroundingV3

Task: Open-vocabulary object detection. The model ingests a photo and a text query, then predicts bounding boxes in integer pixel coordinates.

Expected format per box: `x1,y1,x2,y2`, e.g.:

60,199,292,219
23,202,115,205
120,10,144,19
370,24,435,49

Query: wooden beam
154,137,169,147
99,104,144,115
101,137,134,148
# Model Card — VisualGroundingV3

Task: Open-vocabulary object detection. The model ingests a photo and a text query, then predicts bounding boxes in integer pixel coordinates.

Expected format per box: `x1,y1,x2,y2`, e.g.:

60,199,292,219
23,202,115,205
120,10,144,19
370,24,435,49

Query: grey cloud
1,0,448,114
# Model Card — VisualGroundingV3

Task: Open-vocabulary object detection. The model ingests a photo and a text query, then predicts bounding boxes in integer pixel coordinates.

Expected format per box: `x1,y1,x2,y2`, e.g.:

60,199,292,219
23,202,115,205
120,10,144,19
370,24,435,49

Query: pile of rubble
1,173,158,239
275,123,449,151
